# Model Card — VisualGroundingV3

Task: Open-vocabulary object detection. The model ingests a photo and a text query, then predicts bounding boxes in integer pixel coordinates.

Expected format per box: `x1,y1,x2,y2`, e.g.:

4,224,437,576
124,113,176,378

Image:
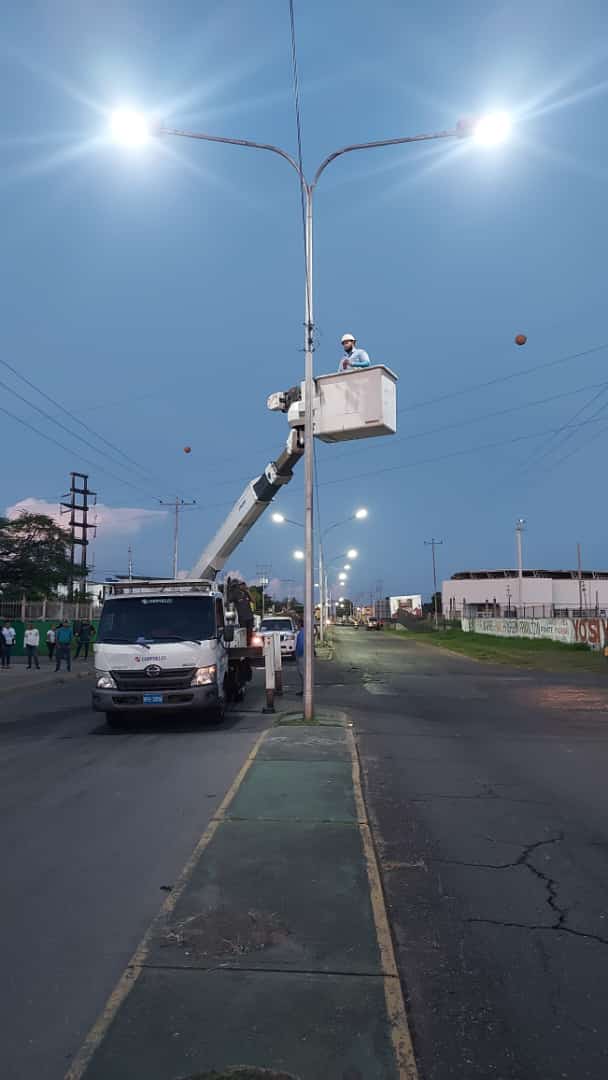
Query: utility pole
577,542,583,614
159,497,196,578
128,545,133,582
515,518,526,617
60,472,97,599
424,538,443,627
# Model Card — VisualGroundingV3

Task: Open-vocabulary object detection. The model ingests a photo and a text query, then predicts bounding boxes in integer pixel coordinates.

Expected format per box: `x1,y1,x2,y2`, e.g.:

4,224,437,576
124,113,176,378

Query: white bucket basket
311,365,398,443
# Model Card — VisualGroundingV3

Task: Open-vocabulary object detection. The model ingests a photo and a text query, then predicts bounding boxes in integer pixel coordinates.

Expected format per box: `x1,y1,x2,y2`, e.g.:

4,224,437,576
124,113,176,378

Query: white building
374,594,423,620
443,569,608,618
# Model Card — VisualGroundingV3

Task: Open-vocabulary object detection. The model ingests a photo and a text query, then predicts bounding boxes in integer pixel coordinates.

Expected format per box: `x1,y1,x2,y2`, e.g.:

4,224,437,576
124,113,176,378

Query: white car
253,616,297,659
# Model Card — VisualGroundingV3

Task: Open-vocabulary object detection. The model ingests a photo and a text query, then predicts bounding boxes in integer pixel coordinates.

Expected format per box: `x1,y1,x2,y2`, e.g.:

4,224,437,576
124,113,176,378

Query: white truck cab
92,580,248,728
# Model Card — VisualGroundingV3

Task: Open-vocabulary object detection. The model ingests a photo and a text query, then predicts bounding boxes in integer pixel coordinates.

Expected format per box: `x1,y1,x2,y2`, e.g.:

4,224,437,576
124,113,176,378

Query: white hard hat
341,333,356,343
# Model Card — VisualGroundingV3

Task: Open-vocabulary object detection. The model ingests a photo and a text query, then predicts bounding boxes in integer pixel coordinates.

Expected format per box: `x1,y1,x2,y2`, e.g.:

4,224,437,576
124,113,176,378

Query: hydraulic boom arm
191,428,304,580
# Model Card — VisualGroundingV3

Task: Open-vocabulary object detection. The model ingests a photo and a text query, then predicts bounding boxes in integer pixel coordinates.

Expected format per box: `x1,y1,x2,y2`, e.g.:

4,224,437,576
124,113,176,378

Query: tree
0,512,83,598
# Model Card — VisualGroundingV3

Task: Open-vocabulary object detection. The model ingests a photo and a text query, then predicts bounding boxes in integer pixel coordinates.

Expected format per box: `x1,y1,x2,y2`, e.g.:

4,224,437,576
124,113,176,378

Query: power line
287,0,311,325
0,373,159,484
317,414,608,488
0,354,153,478
515,384,608,478
398,341,608,415
322,375,608,465
0,402,167,502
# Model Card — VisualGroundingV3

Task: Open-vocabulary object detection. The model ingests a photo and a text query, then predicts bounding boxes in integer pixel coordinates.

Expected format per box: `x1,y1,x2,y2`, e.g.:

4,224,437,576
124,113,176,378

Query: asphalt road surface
0,676,271,1080
4,638,608,1080
328,627,608,1080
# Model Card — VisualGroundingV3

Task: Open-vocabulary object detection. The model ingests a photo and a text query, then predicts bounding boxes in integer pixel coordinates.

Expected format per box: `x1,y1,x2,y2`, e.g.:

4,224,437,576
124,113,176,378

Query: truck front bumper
92,683,220,713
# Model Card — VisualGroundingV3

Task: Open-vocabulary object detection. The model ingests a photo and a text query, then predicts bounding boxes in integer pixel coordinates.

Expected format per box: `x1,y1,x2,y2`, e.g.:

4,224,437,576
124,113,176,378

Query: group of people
0,620,96,672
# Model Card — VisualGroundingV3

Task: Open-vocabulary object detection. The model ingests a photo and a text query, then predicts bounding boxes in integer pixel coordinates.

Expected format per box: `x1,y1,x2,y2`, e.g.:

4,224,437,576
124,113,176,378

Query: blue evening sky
2,0,608,603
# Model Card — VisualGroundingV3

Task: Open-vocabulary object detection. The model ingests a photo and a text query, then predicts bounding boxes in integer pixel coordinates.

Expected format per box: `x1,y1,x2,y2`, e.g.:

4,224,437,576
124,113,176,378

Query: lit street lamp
272,512,304,528
111,109,511,719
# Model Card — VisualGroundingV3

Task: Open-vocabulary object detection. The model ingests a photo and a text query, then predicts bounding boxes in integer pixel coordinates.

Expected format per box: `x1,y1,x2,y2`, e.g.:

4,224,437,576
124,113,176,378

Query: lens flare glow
110,108,150,146
473,111,512,146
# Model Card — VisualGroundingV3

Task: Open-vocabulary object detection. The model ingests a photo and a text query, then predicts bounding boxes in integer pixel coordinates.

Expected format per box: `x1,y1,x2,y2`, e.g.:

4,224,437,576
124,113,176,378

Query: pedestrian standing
74,621,94,660
1,621,16,668
295,621,305,696
46,626,56,663
24,623,40,670
55,621,73,672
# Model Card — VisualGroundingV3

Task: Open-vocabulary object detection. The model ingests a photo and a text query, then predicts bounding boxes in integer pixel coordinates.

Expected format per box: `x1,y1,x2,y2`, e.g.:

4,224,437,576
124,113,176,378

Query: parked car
366,617,382,631
252,616,297,659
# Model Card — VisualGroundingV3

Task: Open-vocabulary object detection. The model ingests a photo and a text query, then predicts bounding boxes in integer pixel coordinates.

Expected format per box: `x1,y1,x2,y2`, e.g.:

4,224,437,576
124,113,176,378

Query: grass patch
391,626,606,672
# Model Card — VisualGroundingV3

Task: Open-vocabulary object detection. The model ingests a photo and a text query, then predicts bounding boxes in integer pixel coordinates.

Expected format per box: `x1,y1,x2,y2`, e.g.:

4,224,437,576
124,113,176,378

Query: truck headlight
191,664,217,686
96,671,117,689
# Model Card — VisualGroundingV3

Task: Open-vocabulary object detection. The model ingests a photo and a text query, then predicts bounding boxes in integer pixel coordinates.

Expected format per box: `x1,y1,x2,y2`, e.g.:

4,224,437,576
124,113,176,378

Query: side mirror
222,624,235,644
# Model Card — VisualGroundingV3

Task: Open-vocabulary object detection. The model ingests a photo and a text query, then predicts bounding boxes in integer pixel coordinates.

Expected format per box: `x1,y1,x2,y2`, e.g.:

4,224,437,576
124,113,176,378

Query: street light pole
113,109,511,720
303,185,315,719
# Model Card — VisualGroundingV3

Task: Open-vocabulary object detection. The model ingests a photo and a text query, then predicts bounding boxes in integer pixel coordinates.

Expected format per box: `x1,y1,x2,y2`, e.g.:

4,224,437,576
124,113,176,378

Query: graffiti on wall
462,616,607,650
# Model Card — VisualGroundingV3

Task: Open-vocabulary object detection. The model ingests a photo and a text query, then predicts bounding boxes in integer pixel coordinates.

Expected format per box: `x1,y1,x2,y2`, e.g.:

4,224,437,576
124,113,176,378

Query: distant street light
319,515,368,642
293,549,304,561
272,512,304,528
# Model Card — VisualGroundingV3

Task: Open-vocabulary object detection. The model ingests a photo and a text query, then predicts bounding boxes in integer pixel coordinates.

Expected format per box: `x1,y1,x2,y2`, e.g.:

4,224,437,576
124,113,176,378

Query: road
0,675,270,1080
3,635,608,1079
327,627,608,1080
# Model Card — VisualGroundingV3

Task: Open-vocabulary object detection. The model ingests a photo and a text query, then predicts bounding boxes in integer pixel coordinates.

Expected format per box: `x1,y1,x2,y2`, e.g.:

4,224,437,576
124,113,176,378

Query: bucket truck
91,429,304,728
91,365,397,728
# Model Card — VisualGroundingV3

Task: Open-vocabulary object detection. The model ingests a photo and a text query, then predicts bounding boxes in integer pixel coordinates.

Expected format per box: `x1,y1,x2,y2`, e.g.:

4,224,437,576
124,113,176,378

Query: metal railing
466,605,607,620
0,599,102,622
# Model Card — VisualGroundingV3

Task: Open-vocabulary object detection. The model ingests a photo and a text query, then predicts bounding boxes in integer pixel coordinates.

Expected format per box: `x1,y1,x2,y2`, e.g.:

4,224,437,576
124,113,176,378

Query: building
443,569,608,618
374,594,423,621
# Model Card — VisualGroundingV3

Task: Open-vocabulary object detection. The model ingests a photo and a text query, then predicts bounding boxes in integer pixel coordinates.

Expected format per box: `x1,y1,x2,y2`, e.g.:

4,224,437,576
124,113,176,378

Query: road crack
456,835,608,946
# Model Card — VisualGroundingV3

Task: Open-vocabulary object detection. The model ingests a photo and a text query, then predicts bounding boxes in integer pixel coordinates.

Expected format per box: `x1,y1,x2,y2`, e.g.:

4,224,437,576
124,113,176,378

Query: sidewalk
0,655,94,697
69,721,415,1080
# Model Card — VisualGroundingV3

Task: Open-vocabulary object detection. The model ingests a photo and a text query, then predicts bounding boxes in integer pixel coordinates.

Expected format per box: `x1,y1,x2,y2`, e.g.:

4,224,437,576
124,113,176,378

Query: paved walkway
69,723,413,1080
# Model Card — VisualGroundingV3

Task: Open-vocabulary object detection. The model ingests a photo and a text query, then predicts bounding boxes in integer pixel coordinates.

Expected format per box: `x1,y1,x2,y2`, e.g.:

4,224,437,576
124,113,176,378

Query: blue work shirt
56,625,73,645
295,628,304,657
338,348,371,373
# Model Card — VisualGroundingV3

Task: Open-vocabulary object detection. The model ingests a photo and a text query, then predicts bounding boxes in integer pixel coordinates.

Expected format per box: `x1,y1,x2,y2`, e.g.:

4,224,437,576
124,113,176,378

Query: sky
3,0,608,605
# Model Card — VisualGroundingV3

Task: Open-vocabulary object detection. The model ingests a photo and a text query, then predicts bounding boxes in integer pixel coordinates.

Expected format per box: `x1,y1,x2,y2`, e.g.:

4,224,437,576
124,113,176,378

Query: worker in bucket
338,332,371,373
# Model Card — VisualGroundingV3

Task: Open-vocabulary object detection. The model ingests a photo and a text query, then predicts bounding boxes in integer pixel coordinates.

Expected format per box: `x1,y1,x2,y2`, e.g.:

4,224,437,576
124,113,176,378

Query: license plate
143,693,164,705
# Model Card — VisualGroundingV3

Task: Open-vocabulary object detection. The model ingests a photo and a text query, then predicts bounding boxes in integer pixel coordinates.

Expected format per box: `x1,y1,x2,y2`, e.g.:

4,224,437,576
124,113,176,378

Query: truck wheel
106,711,126,730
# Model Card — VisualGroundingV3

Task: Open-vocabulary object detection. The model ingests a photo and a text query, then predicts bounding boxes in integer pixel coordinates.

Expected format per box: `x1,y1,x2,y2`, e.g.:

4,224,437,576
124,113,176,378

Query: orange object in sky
183,446,192,454
515,333,527,346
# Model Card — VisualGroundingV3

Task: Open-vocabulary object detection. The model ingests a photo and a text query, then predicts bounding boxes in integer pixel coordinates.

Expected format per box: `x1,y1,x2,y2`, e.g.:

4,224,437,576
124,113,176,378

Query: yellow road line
64,727,268,1080
347,727,420,1080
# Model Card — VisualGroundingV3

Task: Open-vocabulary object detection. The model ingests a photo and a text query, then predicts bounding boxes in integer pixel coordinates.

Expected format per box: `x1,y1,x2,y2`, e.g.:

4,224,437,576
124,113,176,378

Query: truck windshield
261,619,293,632
98,596,216,644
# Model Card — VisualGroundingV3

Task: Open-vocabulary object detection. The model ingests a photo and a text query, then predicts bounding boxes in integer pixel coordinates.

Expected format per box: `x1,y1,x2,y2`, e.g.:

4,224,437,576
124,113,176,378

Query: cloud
6,497,167,537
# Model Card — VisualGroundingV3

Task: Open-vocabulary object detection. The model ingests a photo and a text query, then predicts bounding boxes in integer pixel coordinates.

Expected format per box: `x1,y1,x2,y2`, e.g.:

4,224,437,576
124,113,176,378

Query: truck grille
110,667,197,692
